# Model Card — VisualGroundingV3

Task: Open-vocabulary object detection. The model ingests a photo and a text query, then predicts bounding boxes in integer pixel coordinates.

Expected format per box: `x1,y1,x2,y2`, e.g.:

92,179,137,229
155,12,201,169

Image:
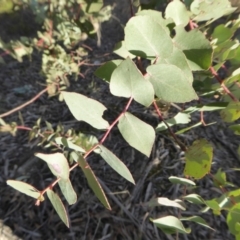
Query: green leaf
147,63,198,103
72,152,111,210
156,112,191,131
58,179,77,205
181,216,215,231
94,60,122,82
113,41,135,59
148,197,186,210
47,189,69,228
7,180,44,201
118,112,155,157
98,145,135,184
190,0,237,22
227,203,240,235
165,0,190,27
220,102,240,122
110,57,154,106
229,124,240,135
184,194,205,205
212,24,233,44
151,216,191,234
184,139,213,179
156,47,193,84
35,153,69,180
213,168,227,188
176,122,202,134
169,176,196,186
55,137,86,153
79,0,103,13
62,91,109,130
125,15,173,58
174,26,212,70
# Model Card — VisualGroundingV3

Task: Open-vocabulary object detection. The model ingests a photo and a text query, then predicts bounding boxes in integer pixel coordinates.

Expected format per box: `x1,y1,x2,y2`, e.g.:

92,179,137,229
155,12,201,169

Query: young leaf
7,180,44,201
147,63,198,103
227,203,240,235
190,0,236,22
62,91,109,130
94,60,122,82
55,137,86,153
151,216,191,234
110,57,154,106
156,112,191,131
165,0,190,27
173,26,212,70
181,216,215,231
184,139,213,179
147,197,186,210
169,176,196,186
213,168,227,188
229,124,240,135
220,102,240,122
47,189,69,228
184,194,205,205
58,179,77,205
72,152,111,210
35,152,69,180
118,112,155,157
113,41,135,59
98,145,135,184
125,15,173,58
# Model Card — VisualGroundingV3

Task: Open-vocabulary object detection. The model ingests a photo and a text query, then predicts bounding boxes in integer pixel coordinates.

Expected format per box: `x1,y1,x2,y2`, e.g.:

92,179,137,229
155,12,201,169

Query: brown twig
0,87,48,118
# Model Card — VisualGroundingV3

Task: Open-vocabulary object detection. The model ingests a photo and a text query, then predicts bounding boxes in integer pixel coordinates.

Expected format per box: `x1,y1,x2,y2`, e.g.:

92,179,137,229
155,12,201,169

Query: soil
0,1,240,240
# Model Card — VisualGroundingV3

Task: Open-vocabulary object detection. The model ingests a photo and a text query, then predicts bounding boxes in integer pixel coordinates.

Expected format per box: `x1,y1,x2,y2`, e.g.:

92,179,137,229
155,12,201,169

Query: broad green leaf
55,137,86,153
227,203,240,235
94,60,122,82
98,145,135,184
72,152,111,210
110,57,154,106
137,10,173,32
202,199,221,214
212,24,233,44
213,168,227,188
47,189,69,228
62,91,109,130
148,197,186,210
118,112,155,157
181,216,214,231
169,176,195,186
58,179,77,205
184,139,213,179
229,124,240,135
156,112,191,131
113,41,135,59
184,194,205,205
156,47,193,83
7,180,44,201
174,26,212,70
151,216,191,234
191,0,236,22
35,152,69,180
147,63,198,103
165,0,190,27
125,15,173,58
220,102,240,122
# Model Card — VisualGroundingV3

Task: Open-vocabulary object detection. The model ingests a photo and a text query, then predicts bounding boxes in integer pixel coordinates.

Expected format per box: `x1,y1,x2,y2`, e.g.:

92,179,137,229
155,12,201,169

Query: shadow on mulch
1,1,240,240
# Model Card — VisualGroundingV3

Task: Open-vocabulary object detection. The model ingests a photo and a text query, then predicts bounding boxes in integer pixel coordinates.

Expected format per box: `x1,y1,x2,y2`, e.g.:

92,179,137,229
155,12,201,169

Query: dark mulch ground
1,1,240,240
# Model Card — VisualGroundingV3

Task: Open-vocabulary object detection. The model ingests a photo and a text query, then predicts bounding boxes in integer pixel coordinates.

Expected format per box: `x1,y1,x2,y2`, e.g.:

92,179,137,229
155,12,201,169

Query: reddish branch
210,66,238,102
153,100,187,151
0,87,48,118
